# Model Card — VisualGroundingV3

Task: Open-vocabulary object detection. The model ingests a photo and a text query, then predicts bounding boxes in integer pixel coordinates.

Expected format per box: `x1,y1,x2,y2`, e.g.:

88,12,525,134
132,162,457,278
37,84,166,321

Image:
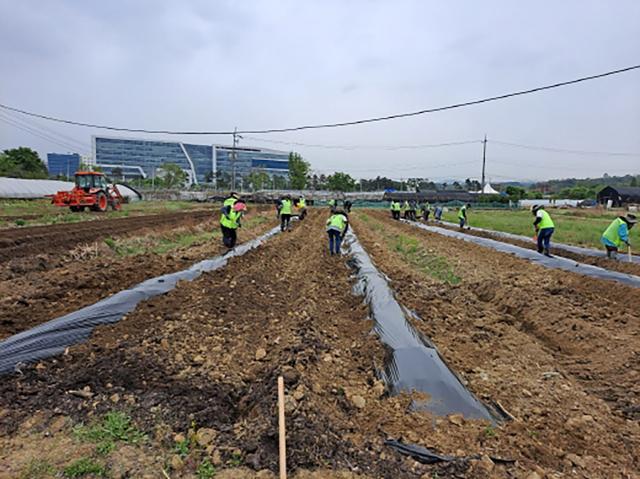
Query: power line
1,64,638,135
2,109,91,152
0,114,90,154
311,159,479,174
491,139,640,157
0,111,90,153
242,135,481,150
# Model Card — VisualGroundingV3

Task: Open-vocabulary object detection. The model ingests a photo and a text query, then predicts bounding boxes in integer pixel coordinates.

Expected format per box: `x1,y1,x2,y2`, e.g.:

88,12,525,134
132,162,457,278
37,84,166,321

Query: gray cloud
1,0,639,181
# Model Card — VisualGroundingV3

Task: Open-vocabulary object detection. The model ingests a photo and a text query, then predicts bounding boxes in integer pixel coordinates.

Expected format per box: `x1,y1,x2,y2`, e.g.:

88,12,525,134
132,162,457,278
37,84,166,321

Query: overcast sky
1,0,639,182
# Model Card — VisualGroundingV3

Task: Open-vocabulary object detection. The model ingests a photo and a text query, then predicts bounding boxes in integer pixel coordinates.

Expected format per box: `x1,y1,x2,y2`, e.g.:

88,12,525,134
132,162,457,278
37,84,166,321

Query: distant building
47,153,80,178
93,136,289,186
597,186,640,206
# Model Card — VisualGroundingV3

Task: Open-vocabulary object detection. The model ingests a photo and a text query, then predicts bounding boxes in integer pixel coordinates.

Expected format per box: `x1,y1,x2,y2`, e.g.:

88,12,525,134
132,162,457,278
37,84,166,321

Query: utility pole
481,134,487,194
231,127,238,192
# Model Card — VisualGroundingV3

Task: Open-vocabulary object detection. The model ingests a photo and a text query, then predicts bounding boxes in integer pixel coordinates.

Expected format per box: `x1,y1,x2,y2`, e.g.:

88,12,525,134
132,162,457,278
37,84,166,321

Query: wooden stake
278,376,287,479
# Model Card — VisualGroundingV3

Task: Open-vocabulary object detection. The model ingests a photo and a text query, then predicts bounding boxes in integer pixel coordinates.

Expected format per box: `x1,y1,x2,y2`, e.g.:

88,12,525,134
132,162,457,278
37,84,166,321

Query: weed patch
63,458,107,478
73,411,146,456
20,459,55,479
196,458,217,478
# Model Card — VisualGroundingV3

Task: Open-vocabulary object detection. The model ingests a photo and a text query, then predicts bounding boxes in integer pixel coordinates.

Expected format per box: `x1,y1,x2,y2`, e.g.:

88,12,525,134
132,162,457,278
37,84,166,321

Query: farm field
441,207,638,250
0,199,208,228
0,206,639,478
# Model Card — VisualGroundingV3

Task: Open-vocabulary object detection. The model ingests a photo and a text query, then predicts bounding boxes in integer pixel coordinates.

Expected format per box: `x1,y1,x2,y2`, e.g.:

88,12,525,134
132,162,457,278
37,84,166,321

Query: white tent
475,183,500,194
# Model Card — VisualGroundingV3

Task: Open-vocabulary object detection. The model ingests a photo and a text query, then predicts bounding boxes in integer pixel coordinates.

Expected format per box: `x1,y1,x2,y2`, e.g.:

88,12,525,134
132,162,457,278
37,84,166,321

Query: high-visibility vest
458,205,467,220
223,197,237,208
220,209,241,229
602,218,625,247
280,199,293,215
298,198,306,208
402,201,408,211
327,213,347,232
537,210,554,229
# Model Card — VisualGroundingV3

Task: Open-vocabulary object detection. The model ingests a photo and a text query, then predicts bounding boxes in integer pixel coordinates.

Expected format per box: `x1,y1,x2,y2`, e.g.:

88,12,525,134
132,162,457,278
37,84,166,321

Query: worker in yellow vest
279,194,294,232
390,200,401,220
531,205,555,257
601,213,637,259
326,209,349,255
458,203,470,229
296,196,307,220
220,200,246,248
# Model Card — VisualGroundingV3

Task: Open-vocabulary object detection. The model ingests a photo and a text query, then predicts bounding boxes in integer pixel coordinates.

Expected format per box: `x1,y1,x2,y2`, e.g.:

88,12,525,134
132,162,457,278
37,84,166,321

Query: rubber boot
543,247,552,258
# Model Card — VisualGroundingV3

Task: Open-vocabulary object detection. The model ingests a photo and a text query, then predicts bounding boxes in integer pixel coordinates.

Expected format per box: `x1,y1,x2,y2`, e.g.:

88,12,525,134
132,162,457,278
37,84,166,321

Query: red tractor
51,172,126,212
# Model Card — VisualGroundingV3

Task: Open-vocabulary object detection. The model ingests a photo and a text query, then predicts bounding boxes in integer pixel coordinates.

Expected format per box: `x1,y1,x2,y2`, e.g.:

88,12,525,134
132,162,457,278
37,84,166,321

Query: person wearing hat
220,199,246,249
326,209,349,255
223,191,240,208
279,194,294,232
601,213,637,259
531,204,555,257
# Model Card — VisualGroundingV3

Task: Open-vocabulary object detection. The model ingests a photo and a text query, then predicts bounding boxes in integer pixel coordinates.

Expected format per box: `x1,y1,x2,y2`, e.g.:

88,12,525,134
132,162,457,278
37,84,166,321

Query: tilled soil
1,209,638,478
0,209,215,263
1,212,473,478
434,220,640,276
0,207,275,339
353,210,640,477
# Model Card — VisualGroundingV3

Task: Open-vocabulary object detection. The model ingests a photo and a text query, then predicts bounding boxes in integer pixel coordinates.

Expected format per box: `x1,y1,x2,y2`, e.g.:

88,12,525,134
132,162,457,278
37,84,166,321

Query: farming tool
51,171,126,212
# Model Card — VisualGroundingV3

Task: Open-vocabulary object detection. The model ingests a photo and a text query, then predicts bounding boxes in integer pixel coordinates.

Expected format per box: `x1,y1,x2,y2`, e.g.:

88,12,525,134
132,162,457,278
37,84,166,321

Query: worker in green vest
223,192,239,208
296,196,307,220
326,209,349,255
390,200,401,220
531,205,555,257
458,203,470,229
220,200,246,248
401,200,409,219
279,194,293,231
601,213,637,259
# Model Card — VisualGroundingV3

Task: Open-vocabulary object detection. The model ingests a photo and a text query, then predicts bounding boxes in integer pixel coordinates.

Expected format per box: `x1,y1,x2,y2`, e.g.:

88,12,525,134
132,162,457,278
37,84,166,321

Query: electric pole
231,127,238,191
481,134,487,194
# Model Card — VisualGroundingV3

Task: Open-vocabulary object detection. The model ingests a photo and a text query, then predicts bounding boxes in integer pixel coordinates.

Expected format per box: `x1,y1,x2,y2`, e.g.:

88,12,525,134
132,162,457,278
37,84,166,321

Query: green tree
505,185,526,201
160,163,188,189
631,176,638,187
0,147,48,179
326,172,356,192
288,152,310,189
273,175,288,189
247,170,270,191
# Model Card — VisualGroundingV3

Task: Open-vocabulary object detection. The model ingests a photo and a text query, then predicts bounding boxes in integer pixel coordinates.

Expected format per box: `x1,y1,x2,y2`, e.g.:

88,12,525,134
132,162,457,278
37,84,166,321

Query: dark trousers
391,210,400,220
280,214,291,231
328,229,342,255
537,227,554,253
423,211,430,221
221,225,237,248
299,209,307,220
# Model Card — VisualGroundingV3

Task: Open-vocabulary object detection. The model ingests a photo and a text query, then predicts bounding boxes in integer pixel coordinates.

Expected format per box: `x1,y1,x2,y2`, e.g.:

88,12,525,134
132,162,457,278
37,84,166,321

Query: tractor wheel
111,199,122,211
93,192,108,212
70,206,80,212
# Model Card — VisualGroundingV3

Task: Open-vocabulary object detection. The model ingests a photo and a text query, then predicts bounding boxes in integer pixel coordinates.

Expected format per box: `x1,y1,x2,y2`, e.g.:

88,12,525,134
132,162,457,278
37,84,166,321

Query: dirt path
0,208,275,339
0,209,217,263
351,210,640,476
433,220,640,276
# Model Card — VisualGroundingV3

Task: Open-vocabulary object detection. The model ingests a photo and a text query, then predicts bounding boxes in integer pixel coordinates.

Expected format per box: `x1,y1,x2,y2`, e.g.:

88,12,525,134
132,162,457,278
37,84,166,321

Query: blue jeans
328,229,342,254
537,227,554,253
